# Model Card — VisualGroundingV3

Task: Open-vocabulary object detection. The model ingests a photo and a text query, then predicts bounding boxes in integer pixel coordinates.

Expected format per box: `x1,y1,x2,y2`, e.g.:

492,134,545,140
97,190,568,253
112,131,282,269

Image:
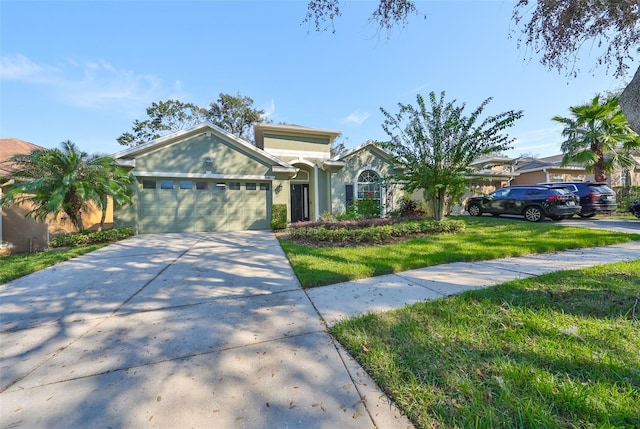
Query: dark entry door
290,184,309,223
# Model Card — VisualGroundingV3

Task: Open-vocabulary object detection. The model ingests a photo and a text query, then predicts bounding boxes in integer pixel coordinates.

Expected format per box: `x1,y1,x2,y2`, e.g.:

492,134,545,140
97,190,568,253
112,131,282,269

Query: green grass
331,260,640,429
280,216,640,288
0,244,107,284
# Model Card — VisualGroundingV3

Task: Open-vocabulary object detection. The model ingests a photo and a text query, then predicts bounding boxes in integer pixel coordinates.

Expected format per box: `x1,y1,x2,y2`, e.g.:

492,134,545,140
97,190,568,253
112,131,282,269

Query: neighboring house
510,154,640,189
0,138,111,253
113,123,405,234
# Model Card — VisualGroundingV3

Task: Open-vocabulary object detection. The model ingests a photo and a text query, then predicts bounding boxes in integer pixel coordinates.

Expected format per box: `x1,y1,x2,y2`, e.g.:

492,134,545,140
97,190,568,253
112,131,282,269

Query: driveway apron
0,231,409,429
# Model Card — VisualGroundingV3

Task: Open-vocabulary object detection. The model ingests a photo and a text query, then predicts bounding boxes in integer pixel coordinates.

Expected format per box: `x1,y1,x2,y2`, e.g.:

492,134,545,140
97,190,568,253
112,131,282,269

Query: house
112,123,405,233
510,153,640,189
1,138,112,253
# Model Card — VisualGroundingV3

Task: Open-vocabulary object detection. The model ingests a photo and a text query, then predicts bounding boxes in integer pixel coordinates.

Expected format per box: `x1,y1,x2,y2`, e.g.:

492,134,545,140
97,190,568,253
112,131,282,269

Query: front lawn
331,260,640,428
0,244,107,284
279,216,640,288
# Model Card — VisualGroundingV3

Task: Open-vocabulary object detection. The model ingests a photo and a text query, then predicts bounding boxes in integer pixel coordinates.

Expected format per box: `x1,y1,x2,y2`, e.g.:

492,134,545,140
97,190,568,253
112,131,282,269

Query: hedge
50,227,135,248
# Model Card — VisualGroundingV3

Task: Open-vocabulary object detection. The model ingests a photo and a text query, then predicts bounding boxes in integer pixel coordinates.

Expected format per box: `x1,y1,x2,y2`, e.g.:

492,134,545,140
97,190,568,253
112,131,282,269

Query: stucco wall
331,147,404,215
2,199,111,254
132,134,271,177
262,133,331,155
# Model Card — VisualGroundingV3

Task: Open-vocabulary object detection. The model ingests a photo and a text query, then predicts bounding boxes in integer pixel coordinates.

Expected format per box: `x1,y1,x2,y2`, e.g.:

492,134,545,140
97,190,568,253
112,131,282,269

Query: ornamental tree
379,91,523,221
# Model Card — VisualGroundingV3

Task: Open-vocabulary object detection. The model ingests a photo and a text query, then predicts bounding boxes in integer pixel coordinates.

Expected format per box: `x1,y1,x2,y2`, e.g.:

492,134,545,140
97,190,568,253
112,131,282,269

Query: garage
137,178,271,233
113,123,297,234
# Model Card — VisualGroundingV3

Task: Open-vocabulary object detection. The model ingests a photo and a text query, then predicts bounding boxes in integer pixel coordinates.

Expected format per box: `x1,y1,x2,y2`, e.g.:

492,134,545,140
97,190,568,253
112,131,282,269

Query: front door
290,184,309,223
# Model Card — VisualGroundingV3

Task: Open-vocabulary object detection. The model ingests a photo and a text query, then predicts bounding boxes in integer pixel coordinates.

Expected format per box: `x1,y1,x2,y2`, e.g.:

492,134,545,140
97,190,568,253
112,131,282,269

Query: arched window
357,170,381,203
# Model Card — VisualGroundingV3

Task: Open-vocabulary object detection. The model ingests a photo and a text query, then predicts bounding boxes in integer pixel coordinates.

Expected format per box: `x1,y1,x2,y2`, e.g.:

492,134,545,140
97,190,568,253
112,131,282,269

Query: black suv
465,185,581,222
537,182,617,217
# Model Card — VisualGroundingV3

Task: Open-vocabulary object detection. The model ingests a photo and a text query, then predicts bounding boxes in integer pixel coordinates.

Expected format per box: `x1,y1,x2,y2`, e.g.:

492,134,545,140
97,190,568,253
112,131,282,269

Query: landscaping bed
283,217,464,246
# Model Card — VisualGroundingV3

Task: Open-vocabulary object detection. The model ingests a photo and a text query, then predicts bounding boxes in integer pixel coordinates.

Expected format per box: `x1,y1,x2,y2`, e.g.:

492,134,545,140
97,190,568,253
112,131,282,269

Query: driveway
0,231,409,429
559,217,640,234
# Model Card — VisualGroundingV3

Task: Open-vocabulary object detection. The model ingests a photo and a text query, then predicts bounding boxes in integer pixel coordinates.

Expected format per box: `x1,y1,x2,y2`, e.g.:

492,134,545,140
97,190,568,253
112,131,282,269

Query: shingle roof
0,138,47,176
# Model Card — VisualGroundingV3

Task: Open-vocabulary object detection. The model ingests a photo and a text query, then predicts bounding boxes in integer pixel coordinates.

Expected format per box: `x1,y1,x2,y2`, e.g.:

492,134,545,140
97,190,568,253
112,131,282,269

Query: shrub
271,204,288,230
392,197,427,218
336,204,359,220
286,219,465,245
355,193,381,219
50,227,135,248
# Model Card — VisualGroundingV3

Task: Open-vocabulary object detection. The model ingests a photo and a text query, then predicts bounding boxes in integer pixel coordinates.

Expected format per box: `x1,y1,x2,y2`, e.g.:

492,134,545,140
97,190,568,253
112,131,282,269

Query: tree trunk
592,142,607,182
620,65,640,134
431,188,447,221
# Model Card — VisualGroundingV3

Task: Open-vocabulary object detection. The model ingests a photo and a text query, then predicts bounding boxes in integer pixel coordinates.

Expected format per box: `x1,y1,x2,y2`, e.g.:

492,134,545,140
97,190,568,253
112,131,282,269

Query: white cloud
262,99,276,119
344,109,370,126
0,54,61,83
0,54,165,112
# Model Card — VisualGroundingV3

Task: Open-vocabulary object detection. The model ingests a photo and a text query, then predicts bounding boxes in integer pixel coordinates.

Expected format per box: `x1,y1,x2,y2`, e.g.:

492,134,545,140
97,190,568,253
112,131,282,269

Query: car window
525,189,546,196
507,188,528,197
492,188,510,198
589,184,614,194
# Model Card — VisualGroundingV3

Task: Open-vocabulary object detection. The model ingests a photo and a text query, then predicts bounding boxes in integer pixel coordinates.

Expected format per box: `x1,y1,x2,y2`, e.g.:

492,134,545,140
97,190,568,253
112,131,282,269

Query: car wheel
467,204,482,216
524,206,544,222
578,213,596,218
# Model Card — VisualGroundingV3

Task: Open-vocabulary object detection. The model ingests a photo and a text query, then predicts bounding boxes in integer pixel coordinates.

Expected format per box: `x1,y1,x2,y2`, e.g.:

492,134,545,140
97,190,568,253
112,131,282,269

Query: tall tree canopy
379,91,523,221
117,92,265,146
304,1,640,132
1,141,131,231
554,95,640,182
512,0,639,78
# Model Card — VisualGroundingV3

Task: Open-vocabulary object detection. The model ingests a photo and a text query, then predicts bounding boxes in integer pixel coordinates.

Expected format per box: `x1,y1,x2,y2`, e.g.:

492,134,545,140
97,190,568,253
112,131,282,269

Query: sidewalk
306,241,640,327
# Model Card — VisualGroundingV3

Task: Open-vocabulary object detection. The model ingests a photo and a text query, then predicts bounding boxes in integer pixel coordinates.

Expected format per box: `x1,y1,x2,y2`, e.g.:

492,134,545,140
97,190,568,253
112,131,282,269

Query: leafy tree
379,91,523,221
303,1,640,132
117,93,265,146
512,0,639,78
553,95,640,182
208,92,265,141
304,0,423,33
1,141,131,231
117,100,209,146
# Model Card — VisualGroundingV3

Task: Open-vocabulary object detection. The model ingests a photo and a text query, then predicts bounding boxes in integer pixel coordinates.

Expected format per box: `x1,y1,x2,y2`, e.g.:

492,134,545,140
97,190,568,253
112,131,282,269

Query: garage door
137,179,270,233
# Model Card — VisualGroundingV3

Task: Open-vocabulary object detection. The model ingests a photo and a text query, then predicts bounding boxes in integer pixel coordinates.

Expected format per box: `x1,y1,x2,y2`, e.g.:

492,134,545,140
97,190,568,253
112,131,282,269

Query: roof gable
113,123,295,172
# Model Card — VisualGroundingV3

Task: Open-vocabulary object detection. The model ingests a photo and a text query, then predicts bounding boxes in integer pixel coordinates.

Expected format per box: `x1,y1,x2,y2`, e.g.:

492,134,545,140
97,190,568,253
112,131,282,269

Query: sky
1,0,636,159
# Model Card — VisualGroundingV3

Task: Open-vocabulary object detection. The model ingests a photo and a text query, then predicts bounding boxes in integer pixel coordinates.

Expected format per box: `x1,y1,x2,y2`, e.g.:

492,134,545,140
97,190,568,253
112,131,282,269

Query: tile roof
0,138,47,176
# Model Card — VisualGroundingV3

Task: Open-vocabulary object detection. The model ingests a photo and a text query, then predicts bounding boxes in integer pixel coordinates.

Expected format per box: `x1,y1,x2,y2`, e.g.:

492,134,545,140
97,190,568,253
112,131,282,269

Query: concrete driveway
0,231,409,429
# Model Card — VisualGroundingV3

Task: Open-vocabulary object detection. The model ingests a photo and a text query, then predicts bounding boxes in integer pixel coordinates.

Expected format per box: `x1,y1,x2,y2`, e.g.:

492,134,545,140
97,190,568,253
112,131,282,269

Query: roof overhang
113,122,296,172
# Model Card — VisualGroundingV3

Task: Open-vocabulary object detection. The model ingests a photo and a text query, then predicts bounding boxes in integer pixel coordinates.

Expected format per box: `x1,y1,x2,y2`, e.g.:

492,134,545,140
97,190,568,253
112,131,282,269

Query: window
179,180,192,189
245,183,257,190
228,182,240,190
260,183,270,191
357,170,381,201
215,182,226,191
345,184,354,207
142,180,156,189
195,181,208,190
160,180,174,190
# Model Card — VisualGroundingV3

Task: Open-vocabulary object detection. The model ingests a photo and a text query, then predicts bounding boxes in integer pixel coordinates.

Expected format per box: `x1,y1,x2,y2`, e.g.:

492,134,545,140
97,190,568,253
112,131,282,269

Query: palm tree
553,95,640,182
1,140,131,231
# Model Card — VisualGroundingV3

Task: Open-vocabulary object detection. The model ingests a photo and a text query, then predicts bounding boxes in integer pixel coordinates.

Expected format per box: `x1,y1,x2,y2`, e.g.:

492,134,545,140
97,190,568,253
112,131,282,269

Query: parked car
538,182,617,217
630,200,640,218
465,185,581,222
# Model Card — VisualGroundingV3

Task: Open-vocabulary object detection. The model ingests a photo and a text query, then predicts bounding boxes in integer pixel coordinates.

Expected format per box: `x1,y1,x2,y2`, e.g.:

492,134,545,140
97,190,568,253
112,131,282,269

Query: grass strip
280,217,640,288
331,260,640,429
0,244,107,284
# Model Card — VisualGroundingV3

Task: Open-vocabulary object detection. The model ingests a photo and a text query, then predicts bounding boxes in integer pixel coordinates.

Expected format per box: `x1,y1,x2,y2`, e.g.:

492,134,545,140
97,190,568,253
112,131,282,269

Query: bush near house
285,218,464,245
50,227,135,248
270,204,288,230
